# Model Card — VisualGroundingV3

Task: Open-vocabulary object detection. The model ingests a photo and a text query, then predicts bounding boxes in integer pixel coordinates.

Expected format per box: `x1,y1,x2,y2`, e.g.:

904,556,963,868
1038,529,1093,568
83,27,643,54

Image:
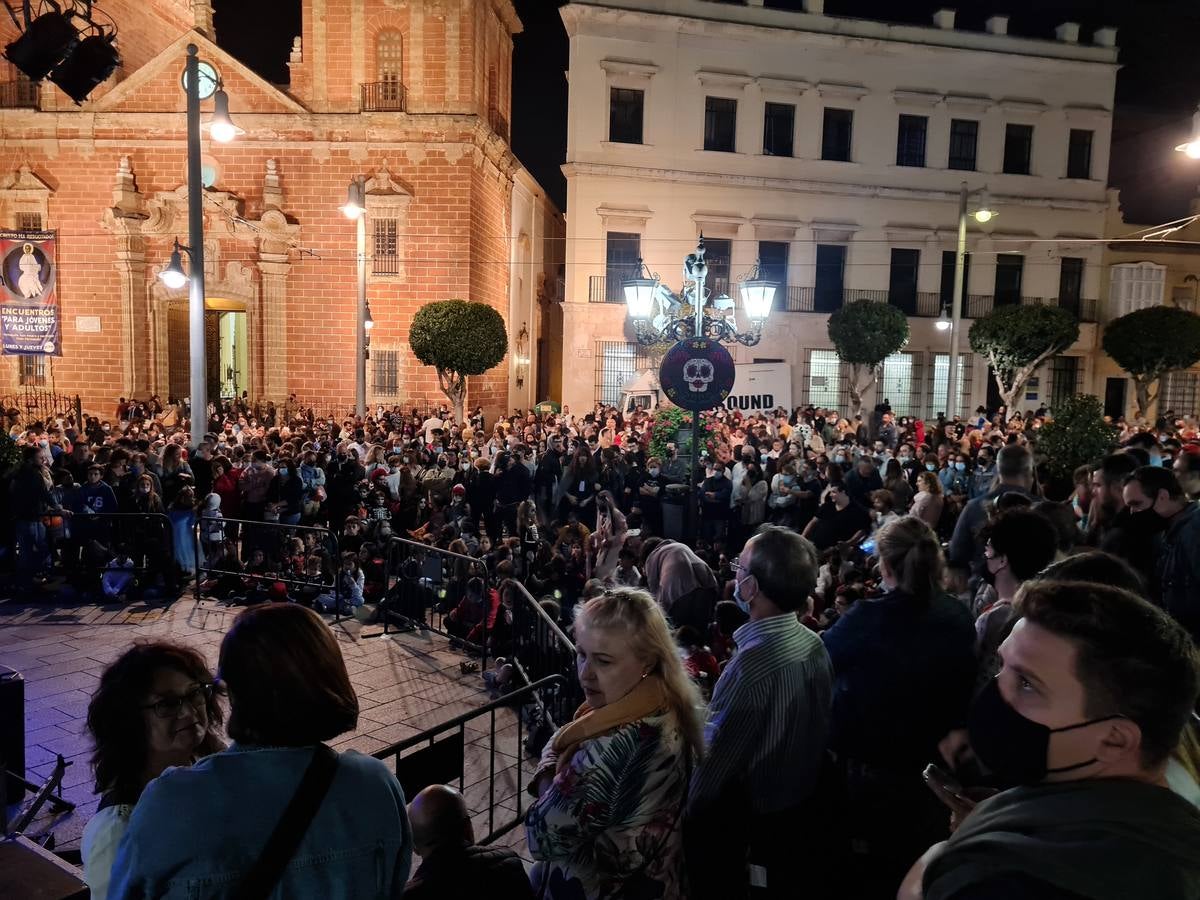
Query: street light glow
158,243,188,289
342,179,365,219
208,89,242,143
973,209,994,223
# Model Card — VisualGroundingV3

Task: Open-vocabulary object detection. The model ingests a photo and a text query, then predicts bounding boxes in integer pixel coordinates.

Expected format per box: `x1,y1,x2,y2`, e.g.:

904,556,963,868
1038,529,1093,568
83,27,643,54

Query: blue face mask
955,462,966,472
1149,453,1163,467
926,462,937,471
733,573,751,614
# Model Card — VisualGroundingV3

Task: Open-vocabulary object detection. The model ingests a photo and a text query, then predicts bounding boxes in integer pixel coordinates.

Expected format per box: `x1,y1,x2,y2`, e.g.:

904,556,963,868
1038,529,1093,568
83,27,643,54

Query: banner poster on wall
0,230,60,356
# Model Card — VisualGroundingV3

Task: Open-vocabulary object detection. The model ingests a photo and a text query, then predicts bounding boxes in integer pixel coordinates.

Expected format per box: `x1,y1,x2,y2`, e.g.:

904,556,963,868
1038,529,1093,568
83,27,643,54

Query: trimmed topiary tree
1102,305,1200,420
827,299,910,418
409,299,508,422
968,305,1079,413
1034,393,1118,483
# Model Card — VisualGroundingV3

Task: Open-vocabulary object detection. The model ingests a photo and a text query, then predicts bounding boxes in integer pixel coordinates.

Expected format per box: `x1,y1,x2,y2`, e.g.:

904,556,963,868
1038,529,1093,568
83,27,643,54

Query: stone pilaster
256,252,290,402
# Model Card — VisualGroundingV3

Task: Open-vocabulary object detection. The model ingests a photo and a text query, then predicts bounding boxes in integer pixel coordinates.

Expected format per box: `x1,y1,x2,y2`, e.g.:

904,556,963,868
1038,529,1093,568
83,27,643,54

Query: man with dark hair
1123,466,1200,642
803,481,871,552
1084,452,1162,586
975,509,1059,684
907,581,1200,900
404,785,533,899
948,445,1035,583
1173,445,1200,501
687,525,832,900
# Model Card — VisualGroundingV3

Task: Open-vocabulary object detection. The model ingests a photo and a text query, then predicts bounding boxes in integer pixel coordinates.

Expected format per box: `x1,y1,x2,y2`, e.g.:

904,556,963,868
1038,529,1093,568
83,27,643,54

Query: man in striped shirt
685,525,833,899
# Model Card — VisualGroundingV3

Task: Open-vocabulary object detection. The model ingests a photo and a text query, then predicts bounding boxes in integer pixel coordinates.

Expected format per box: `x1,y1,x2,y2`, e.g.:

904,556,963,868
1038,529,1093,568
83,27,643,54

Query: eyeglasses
141,682,215,719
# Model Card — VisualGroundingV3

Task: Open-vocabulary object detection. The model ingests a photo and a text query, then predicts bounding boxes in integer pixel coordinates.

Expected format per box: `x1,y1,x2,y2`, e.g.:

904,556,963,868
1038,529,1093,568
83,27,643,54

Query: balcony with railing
0,79,38,109
360,81,406,112
488,105,509,141
587,274,1097,322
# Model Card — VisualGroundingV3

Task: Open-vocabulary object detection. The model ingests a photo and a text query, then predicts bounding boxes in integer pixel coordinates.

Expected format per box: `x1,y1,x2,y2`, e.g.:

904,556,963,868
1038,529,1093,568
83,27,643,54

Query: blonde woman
526,589,704,900
911,470,944,531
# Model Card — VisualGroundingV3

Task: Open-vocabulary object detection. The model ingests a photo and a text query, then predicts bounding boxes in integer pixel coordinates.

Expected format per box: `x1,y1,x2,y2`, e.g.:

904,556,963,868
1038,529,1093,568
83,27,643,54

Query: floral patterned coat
525,713,691,900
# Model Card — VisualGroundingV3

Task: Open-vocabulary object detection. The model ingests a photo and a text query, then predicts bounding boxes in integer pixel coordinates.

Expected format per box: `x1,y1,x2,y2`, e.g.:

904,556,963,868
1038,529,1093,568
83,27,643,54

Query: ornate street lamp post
622,235,776,541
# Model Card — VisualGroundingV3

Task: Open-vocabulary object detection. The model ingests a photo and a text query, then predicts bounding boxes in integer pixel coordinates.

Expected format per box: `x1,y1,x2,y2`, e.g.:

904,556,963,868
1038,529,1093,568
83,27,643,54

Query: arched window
376,30,404,105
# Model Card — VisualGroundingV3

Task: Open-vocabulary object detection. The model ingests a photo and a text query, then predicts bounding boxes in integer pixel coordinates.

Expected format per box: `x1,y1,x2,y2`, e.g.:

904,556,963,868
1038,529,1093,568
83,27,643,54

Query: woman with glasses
82,642,225,900
107,603,412,899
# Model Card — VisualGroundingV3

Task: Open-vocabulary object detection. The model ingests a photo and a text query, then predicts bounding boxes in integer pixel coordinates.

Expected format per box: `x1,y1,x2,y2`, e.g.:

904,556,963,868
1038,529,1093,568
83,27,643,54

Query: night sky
211,0,1200,225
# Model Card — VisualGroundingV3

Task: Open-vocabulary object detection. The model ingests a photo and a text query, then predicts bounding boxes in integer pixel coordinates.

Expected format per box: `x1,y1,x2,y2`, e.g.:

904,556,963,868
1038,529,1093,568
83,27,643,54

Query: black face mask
967,677,1122,786
1127,509,1167,535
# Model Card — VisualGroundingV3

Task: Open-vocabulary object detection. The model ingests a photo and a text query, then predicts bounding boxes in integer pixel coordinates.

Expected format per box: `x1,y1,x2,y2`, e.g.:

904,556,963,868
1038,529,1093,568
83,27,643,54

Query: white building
557,0,1118,420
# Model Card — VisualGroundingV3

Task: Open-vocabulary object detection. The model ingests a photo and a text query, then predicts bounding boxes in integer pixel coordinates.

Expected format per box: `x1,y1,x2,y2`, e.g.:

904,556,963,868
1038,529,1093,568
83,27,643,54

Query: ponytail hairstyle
875,515,945,605
575,588,705,762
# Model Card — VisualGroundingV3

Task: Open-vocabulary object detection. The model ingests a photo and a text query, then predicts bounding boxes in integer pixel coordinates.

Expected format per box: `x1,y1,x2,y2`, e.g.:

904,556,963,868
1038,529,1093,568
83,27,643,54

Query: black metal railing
372,674,566,844
380,537,492,667
1,390,82,426
54,512,177,600
584,274,1098,323
488,105,509,141
0,79,38,109
588,275,627,304
193,517,345,617
506,581,582,727
372,253,400,276
360,81,406,112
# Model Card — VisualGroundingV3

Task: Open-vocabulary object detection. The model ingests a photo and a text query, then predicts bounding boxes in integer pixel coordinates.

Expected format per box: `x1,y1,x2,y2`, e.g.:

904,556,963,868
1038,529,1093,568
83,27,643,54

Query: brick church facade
0,0,560,418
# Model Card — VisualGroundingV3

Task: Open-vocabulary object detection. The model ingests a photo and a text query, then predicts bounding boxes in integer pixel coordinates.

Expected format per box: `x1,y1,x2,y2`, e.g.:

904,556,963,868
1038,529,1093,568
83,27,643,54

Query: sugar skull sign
660,338,735,410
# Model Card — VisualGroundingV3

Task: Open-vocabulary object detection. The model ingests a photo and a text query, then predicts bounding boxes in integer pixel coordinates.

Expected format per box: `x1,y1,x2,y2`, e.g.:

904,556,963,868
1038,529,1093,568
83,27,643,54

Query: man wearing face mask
905,580,1200,900
1123,466,1200,643
686,526,832,900
974,510,1059,686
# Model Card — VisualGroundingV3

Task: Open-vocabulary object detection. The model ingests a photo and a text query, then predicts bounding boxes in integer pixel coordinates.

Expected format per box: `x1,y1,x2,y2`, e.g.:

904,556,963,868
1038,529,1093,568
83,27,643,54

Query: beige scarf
551,675,669,772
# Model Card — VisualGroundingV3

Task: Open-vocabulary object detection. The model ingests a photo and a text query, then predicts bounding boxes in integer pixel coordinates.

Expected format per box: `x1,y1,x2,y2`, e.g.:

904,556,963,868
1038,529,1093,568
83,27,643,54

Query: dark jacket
403,844,534,900
494,462,533,506
1157,502,1200,643
922,778,1200,900
9,462,52,520
822,589,976,768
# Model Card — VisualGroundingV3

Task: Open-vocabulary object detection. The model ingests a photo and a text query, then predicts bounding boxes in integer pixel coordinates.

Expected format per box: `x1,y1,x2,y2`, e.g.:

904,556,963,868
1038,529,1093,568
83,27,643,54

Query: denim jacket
108,743,411,900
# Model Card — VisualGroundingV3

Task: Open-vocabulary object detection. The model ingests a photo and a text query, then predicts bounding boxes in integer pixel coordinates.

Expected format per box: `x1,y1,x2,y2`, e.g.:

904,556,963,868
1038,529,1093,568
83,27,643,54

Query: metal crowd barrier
506,580,582,729
193,517,346,620
371,675,567,844
57,511,177,600
381,537,491,667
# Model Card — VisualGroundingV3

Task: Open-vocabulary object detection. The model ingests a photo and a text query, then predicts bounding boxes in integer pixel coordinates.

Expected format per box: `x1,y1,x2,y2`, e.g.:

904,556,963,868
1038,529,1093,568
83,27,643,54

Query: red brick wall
0,0,524,422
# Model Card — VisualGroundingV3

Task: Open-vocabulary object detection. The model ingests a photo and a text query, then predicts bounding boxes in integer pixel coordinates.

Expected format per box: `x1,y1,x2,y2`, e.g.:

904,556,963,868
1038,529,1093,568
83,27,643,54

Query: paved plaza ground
2,594,534,859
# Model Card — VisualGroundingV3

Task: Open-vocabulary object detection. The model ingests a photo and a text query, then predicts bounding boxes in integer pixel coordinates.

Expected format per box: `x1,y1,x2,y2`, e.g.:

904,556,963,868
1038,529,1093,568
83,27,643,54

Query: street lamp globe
739,276,776,322
159,243,188,289
935,308,951,331
341,179,365,220
208,89,242,143
1175,106,1200,159
622,259,658,320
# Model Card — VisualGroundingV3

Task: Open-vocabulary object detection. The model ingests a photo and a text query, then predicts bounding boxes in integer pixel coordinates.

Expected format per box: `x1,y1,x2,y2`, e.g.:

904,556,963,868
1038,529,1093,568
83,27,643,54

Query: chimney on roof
985,15,1009,35
932,9,956,29
1055,22,1080,43
803,0,824,13
1093,27,1118,48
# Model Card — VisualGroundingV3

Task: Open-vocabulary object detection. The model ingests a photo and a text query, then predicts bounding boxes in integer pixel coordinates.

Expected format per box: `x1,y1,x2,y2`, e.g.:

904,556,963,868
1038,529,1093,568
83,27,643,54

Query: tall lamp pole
163,46,240,444
946,182,995,418
184,46,207,444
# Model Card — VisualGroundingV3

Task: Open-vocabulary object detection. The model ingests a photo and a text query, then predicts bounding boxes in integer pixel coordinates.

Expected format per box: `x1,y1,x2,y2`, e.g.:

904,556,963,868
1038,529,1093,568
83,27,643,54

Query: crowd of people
4,390,1200,899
